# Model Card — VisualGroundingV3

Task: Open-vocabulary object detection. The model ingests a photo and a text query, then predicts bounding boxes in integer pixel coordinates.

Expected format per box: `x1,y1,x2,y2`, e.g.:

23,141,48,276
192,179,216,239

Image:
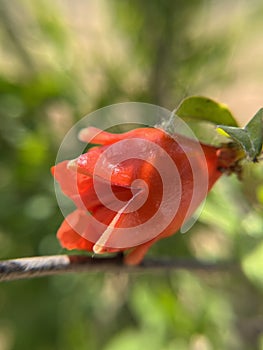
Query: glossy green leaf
176,96,238,127
245,108,263,157
218,108,263,161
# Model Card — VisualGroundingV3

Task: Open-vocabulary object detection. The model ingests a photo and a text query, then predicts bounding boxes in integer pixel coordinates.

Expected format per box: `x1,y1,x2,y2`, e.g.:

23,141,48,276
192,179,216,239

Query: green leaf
218,108,263,161
245,108,263,157
176,96,238,127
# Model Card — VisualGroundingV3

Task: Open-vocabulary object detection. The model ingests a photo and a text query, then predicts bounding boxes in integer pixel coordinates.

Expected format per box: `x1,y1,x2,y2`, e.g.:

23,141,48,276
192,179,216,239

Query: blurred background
0,0,263,349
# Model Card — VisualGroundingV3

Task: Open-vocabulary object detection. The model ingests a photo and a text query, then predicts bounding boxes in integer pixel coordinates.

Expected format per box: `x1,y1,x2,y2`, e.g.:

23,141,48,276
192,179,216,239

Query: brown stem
0,255,239,282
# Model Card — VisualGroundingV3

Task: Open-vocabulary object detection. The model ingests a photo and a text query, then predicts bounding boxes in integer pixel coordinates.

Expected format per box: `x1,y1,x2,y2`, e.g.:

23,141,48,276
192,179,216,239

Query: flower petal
78,127,165,146
57,210,94,251
52,160,134,212
79,127,125,145
57,208,119,252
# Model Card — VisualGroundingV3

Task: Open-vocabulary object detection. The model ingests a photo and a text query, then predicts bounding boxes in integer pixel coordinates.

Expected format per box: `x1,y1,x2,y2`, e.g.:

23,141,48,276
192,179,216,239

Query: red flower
52,126,238,265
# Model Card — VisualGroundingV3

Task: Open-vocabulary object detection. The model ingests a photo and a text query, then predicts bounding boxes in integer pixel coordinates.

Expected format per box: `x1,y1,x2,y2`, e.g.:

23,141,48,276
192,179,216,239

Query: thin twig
0,255,239,282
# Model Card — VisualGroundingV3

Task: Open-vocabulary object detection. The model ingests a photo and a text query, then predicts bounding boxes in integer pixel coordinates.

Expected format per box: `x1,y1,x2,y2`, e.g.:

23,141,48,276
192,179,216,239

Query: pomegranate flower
52,126,239,265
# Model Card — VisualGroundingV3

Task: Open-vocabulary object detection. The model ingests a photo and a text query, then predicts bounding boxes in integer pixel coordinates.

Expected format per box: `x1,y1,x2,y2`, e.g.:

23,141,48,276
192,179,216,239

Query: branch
0,255,239,282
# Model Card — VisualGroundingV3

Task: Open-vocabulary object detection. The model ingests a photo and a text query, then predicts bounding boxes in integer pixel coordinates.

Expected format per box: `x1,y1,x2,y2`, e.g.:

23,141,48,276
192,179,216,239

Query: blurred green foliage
0,0,263,349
